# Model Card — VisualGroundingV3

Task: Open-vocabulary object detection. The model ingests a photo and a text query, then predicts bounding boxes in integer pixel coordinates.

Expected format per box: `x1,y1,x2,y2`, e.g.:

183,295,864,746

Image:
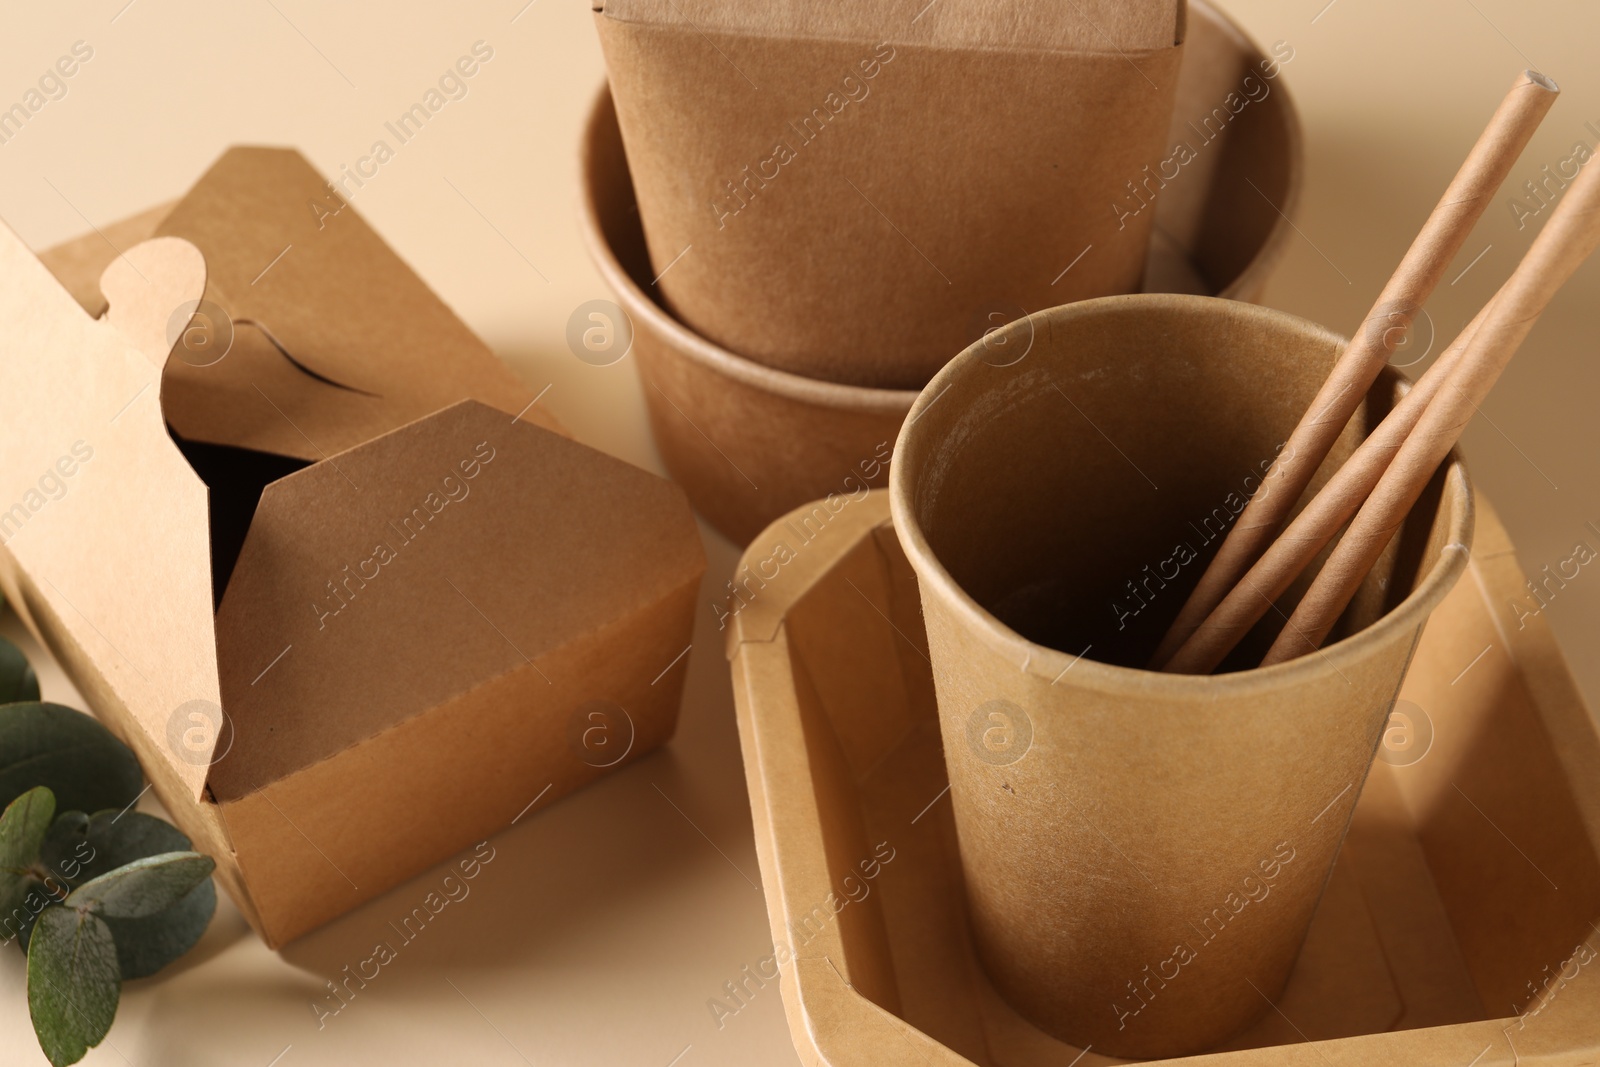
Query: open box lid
155,147,566,461
0,224,222,800
43,145,562,464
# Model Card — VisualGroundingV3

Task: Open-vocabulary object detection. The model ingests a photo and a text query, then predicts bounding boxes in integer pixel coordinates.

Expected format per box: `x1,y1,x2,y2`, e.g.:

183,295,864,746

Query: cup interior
900,295,1467,673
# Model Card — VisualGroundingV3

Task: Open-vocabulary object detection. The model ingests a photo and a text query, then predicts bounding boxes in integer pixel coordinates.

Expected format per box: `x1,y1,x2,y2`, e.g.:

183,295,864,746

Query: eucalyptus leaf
57,811,216,979
4,878,53,949
0,786,56,868
0,635,39,704
103,878,216,980
27,906,119,1067
16,812,93,950
19,813,218,971
0,704,143,815
65,852,214,920
79,811,195,879
0,788,59,947
36,812,90,884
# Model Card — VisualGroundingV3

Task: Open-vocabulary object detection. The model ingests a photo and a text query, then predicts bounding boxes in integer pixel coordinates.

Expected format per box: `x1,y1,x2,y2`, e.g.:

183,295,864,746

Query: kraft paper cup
577,0,1302,545
888,295,1473,1058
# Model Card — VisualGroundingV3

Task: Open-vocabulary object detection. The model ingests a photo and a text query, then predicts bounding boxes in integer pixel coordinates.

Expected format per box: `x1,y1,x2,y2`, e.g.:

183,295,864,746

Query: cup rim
888,293,1476,697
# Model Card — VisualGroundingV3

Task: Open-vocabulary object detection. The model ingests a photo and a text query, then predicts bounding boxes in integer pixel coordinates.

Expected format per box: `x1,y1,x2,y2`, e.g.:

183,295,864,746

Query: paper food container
580,0,1302,545
726,489,1600,1065
888,295,1473,1057
593,0,1188,388
0,147,706,948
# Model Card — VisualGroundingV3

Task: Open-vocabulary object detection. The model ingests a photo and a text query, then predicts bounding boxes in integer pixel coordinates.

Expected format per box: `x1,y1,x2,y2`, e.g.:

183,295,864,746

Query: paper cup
888,295,1473,1058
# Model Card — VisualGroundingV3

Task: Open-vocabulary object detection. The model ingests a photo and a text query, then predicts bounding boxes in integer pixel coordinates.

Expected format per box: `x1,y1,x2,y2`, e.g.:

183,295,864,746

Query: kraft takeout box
593,0,1188,388
0,147,706,947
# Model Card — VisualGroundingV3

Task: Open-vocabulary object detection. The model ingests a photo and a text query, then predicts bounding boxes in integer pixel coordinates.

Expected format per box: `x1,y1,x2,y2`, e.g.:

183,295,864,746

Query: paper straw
1149,71,1559,669
1158,305,1483,674
1264,143,1600,664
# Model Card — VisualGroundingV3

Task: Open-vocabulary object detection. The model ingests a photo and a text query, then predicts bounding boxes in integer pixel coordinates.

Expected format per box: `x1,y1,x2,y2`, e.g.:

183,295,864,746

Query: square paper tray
725,491,1600,1065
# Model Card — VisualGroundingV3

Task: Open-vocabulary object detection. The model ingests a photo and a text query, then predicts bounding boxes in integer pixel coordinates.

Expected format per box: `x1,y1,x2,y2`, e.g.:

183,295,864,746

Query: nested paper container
888,295,1473,1058
593,0,1186,388
579,0,1302,545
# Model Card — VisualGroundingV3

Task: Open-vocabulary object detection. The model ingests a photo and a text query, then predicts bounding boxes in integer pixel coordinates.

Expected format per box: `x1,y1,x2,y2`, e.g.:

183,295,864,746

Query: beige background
1,1,1597,1064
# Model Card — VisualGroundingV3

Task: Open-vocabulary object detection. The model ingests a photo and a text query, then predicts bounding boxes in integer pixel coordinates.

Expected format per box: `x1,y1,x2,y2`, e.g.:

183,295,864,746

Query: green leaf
78,811,193,880
0,786,56,869
3,878,53,950
0,634,39,704
0,703,143,815
13,806,218,973
0,788,58,946
103,878,216,980
65,852,215,920
36,812,90,884
27,905,120,1067
50,811,216,979
16,811,92,951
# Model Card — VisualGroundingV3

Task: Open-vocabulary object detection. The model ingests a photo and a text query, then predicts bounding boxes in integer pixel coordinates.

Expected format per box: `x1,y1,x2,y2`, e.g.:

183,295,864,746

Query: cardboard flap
0,228,222,798
161,320,397,461
597,0,1184,52
152,146,561,460
208,399,705,801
